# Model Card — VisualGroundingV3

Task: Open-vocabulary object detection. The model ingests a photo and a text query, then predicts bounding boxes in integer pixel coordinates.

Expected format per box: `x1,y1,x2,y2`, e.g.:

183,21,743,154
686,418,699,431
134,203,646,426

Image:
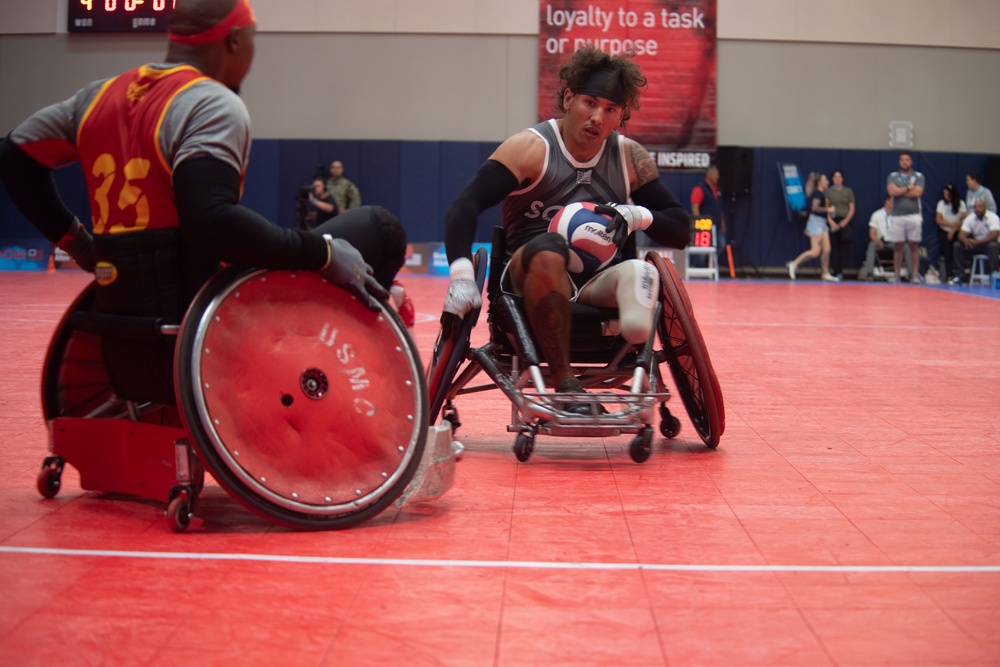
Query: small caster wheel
659,405,681,439
167,493,192,533
37,457,65,499
629,427,654,463
37,465,62,499
513,433,534,462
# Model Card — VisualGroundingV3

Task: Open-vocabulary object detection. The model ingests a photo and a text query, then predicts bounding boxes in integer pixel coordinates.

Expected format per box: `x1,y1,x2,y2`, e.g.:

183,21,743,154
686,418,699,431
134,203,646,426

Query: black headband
571,68,627,108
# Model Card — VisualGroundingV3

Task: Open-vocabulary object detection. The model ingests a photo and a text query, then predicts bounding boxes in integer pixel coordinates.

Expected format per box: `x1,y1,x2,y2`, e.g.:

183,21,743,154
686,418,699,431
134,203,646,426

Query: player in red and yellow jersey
0,0,402,319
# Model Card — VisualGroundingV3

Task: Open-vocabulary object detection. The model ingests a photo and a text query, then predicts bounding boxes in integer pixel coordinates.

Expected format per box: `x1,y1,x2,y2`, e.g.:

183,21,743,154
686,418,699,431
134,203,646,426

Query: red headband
168,0,256,46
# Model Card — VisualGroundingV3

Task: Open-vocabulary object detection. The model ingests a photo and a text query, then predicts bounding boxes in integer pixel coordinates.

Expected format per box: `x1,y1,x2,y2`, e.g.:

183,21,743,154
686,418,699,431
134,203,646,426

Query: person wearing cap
441,44,689,412
0,0,403,319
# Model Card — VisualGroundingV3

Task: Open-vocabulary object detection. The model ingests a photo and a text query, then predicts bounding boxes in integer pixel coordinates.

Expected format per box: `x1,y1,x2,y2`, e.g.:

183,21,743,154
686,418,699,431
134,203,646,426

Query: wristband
322,233,332,269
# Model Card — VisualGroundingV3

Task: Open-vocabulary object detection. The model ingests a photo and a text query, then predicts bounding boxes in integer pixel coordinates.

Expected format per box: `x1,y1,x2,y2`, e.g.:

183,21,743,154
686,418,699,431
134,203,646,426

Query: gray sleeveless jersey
502,119,630,253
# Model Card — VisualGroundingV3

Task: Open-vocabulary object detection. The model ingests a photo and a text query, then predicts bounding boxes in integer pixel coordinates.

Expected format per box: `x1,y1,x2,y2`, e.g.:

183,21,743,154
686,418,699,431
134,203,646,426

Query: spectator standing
858,195,913,281
326,160,362,212
787,172,837,281
886,152,924,283
690,163,725,254
965,173,997,214
825,169,855,280
949,198,1000,284
935,183,966,279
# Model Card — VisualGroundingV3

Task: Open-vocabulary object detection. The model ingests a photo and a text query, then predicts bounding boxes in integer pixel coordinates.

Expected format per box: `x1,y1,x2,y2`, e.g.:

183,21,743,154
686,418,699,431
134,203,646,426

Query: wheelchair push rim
646,251,725,448
175,268,428,530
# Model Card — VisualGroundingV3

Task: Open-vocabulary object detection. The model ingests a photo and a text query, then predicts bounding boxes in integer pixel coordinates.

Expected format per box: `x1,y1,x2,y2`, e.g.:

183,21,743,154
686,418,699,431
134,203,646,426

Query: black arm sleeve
0,135,77,242
631,178,691,249
174,156,328,270
444,159,519,264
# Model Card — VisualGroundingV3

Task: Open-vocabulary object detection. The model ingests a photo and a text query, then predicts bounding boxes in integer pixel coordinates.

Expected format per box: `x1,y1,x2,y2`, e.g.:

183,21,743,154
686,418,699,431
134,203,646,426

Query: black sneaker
556,377,605,416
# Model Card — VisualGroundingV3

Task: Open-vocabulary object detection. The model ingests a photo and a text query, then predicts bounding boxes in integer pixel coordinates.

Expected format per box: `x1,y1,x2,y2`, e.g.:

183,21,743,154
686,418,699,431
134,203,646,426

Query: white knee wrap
600,259,659,344
579,260,661,344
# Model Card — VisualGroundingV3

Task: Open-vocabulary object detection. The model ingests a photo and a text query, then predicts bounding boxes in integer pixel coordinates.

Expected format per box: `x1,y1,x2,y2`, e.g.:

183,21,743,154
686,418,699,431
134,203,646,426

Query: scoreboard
68,0,173,33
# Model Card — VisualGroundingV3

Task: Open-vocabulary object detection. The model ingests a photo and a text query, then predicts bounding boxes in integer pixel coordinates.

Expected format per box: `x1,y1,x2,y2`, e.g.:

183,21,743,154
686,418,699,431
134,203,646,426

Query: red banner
538,0,716,170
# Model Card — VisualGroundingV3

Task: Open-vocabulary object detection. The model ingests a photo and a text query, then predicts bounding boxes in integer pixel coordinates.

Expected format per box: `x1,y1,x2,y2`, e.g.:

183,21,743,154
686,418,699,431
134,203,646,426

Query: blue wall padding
2,139,991,270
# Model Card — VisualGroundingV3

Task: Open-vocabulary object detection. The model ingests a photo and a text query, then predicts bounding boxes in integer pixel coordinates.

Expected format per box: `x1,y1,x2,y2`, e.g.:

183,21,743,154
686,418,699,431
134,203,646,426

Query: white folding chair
684,218,719,280
970,254,989,286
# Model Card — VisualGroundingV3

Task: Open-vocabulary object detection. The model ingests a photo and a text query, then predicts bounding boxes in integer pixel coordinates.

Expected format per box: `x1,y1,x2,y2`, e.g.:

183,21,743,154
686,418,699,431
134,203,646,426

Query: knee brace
520,232,569,274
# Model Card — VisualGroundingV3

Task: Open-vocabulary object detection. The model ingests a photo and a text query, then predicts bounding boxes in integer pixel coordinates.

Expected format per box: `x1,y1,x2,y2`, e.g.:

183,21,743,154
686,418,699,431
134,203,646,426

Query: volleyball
548,202,618,275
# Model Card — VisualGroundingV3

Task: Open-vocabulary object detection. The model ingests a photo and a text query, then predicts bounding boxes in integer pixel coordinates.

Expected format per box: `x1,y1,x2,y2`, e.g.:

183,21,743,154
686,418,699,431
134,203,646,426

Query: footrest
514,390,669,437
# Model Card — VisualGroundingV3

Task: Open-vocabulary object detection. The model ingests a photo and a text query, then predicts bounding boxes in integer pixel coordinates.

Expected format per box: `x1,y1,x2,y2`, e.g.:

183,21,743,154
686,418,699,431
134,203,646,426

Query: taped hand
442,257,481,318
320,234,389,312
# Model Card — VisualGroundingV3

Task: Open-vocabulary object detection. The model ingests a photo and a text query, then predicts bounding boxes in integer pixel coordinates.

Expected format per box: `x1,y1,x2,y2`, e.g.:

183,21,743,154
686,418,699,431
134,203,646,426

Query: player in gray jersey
442,45,689,412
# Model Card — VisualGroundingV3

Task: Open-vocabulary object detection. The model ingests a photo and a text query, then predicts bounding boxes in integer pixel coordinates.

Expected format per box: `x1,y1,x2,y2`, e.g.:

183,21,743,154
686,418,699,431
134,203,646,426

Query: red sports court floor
1,269,998,666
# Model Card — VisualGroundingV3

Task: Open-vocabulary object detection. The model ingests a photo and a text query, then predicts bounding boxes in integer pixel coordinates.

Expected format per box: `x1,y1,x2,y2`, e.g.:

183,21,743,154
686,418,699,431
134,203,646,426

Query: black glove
595,203,653,250
56,217,96,272
320,234,388,312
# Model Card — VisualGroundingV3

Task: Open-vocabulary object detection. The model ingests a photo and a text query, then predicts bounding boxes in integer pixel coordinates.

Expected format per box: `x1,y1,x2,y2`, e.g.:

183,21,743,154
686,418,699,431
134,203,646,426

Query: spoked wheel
175,268,428,530
38,285,116,500
426,247,488,424
646,252,725,448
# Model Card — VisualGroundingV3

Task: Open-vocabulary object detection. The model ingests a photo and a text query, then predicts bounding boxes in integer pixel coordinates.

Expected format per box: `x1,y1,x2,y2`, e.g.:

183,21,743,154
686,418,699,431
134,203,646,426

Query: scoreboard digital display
692,218,716,248
68,0,174,33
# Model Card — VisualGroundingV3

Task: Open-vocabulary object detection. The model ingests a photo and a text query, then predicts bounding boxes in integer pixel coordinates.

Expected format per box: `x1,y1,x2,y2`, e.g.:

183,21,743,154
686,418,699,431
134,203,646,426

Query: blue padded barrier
1,140,992,274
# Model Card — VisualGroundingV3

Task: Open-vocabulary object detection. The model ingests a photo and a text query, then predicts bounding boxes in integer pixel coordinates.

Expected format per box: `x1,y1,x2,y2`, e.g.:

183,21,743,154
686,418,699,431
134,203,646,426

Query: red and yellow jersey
76,65,209,235
14,64,250,237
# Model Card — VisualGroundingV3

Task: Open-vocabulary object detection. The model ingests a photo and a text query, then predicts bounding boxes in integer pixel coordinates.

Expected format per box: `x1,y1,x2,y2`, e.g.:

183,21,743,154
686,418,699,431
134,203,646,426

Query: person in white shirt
858,195,912,281
949,197,1000,284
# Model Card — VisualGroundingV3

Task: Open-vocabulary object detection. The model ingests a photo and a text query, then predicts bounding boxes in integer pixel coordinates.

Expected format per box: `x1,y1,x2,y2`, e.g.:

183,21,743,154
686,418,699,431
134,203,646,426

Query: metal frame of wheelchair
36,266,443,531
427,229,725,463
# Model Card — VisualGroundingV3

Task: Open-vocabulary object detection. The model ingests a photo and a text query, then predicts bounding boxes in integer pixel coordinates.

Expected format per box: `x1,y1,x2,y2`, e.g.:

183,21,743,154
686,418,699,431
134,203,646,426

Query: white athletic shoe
786,261,796,280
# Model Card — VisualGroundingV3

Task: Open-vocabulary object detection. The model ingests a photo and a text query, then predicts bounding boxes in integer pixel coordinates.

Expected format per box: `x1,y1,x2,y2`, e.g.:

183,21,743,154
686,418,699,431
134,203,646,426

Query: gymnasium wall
1,1,998,269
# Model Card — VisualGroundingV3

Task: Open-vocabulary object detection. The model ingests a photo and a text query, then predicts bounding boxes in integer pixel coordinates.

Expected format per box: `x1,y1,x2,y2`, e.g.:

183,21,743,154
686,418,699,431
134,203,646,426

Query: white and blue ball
548,202,617,275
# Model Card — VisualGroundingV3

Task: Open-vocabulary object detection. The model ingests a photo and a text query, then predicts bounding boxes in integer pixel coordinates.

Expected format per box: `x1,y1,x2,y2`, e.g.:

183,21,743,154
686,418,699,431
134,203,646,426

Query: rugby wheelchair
427,228,725,463
37,267,454,531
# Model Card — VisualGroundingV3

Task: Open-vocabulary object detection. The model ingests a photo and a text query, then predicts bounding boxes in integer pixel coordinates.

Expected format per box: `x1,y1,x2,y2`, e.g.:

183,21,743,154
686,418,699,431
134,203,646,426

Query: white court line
702,321,997,331
1,546,998,574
